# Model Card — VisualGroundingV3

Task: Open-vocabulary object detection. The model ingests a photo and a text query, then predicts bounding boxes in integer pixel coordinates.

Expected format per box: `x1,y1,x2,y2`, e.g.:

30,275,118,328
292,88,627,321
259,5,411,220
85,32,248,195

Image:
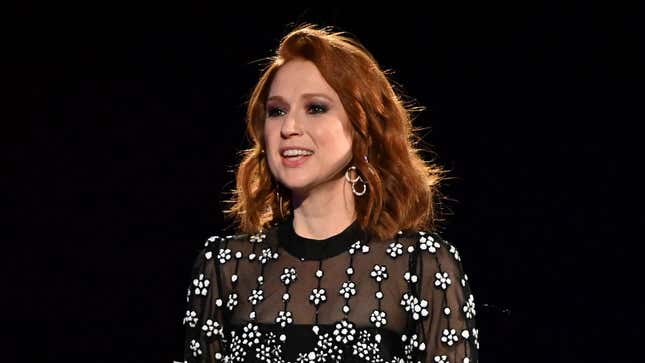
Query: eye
267,106,286,118
307,103,328,114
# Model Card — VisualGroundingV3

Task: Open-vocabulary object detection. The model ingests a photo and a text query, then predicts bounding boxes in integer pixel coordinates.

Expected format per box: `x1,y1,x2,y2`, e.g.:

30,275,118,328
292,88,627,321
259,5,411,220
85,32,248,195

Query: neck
289,176,356,240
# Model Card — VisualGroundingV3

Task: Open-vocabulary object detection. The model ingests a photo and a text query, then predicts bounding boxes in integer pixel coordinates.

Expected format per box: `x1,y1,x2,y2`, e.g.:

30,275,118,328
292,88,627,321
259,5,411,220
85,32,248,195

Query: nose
280,109,303,138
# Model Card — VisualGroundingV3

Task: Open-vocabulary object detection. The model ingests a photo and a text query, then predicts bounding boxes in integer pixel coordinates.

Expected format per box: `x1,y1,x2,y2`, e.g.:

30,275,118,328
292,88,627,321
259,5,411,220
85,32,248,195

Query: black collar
277,214,366,260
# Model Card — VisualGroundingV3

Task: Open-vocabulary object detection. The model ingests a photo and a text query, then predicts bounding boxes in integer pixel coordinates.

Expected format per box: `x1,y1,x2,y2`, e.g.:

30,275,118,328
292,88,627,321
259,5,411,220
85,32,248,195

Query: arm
409,233,479,363
182,237,228,363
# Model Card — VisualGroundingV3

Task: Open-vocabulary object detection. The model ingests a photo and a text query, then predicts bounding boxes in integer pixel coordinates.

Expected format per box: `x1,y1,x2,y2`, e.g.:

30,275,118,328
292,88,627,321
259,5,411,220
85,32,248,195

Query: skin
264,58,357,240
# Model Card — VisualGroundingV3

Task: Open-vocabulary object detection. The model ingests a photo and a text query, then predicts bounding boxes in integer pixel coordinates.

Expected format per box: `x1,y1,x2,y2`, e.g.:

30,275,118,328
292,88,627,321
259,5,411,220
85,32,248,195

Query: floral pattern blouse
181,213,479,362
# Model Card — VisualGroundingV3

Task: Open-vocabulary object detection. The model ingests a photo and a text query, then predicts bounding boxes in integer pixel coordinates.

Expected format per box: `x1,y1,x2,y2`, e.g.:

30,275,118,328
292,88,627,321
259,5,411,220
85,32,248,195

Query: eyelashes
307,103,328,114
266,103,329,118
267,106,285,118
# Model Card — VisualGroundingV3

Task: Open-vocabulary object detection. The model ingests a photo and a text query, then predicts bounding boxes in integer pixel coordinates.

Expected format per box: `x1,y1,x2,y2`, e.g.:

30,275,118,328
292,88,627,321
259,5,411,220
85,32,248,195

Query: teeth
282,149,314,157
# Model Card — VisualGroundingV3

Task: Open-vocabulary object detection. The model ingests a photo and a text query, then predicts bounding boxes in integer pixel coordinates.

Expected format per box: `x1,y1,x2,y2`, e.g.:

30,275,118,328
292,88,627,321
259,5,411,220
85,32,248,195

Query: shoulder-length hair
223,23,452,241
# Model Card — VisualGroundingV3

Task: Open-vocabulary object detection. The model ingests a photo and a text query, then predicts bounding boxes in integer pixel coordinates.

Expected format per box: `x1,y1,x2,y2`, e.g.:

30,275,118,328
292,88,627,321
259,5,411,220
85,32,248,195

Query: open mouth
281,153,313,167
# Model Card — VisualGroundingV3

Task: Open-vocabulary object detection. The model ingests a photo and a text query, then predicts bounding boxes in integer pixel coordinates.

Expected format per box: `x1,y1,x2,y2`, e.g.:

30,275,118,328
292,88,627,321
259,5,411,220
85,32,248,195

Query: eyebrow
267,93,333,103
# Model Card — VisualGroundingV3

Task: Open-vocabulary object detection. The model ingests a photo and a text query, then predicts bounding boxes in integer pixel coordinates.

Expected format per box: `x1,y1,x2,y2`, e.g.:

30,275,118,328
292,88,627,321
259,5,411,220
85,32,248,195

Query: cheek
315,124,352,154
263,122,278,147
263,123,280,165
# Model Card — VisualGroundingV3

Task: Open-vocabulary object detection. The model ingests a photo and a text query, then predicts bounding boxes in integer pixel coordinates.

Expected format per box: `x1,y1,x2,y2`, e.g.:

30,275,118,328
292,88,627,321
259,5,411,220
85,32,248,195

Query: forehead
268,59,337,99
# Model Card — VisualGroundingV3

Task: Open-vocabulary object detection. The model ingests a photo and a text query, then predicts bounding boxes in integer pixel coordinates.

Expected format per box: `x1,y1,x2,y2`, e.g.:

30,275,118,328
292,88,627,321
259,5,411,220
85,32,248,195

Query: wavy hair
223,23,452,241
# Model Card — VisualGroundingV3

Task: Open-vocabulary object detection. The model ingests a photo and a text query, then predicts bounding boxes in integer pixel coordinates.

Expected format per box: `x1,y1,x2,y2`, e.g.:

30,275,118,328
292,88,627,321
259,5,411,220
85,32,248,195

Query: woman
182,24,479,363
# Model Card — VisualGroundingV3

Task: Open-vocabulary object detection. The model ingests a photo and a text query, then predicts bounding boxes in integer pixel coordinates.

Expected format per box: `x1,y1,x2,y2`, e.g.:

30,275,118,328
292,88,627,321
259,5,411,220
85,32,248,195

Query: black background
5,2,641,363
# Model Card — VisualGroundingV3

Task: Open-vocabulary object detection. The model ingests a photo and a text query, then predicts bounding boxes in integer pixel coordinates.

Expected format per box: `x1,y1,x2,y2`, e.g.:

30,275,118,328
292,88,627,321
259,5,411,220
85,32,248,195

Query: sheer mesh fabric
182,216,479,363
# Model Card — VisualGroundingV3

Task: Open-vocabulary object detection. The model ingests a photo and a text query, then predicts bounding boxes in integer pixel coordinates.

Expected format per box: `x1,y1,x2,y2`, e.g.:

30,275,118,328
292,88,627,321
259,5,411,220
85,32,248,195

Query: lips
280,153,312,167
279,146,314,156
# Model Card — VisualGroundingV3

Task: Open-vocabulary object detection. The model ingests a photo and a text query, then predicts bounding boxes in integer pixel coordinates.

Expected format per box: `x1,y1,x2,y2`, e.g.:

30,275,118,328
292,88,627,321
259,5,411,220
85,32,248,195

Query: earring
345,166,368,196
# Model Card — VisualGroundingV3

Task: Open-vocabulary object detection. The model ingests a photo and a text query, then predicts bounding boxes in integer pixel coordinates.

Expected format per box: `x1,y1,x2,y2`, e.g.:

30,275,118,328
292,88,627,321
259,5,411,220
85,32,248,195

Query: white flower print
296,352,317,363
205,235,221,247
186,287,191,303
339,281,357,299
449,244,461,261
229,332,247,361
275,310,293,327
386,242,404,258
441,328,459,346
183,310,198,327
201,319,222,338
259,248,278,264
347,240,370,254
249,289,264,305
192,273,210,296
280,267,297,285
316,332,342,361
370,264,388,282
419,233,440,253
433,355,448,363
189,339,202,357
461,274,469,287
255,343,272,363
472,328,480,349
434,271,452,290
352,340,369,359
409,333,426,351
400,293,430,320
250,232,266,243
333,319,356,344
316,333,335,360
242,322,262,346
217,248,231,264
255,332,284,363
348,240,362,255
464,293,476,318
309,288,327,306
352,335,380,360
461,329,470,339
255,331,281,363
227,292,238,311
402,334,414,359
404,271,418,283
369,309,387,327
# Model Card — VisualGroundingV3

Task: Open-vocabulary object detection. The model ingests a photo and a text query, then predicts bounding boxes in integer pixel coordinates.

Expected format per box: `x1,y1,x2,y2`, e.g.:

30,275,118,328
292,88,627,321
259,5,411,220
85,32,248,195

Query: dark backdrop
5,3,640,363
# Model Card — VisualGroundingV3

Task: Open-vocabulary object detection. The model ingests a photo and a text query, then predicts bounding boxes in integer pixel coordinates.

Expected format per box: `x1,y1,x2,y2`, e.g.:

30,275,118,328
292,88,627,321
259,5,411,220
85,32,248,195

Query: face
264,58,353,195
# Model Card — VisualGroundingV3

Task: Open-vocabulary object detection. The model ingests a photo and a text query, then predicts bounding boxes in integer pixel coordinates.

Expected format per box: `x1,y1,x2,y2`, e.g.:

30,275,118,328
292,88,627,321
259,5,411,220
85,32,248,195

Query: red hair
223,24,452,241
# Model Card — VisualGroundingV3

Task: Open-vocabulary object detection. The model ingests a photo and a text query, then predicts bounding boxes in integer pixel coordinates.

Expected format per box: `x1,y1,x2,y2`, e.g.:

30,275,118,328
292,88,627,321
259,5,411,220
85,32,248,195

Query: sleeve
182,239,228,363
412,233,479,363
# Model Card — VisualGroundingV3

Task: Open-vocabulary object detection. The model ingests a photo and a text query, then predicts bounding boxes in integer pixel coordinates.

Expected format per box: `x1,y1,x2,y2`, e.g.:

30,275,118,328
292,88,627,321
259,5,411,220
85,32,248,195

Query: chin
280,179,312,193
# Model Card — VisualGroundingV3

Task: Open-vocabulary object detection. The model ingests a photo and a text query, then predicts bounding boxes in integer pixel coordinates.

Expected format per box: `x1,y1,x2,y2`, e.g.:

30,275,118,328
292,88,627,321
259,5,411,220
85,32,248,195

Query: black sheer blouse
181,214,479,363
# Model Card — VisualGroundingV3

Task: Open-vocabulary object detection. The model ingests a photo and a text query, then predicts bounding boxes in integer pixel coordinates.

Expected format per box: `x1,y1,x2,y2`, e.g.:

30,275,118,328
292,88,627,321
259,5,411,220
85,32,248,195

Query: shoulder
393,228,455,252
193,229,276,266
366,228,460,262
393,229,468,271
